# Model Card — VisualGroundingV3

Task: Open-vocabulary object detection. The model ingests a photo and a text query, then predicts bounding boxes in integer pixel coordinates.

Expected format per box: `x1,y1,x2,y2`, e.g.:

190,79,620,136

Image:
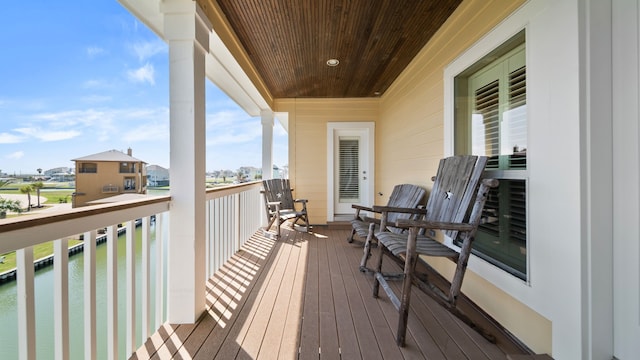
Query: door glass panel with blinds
454,31,527,280
338,137,360,204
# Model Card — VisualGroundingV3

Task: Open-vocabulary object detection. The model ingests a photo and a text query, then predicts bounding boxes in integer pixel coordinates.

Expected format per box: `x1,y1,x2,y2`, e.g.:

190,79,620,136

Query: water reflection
0,224,160,360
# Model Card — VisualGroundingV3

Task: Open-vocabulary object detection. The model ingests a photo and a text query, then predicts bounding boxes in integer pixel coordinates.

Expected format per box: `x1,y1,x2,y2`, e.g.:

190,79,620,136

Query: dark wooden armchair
372,155,498,346
347,184,425,272
261,178,309,238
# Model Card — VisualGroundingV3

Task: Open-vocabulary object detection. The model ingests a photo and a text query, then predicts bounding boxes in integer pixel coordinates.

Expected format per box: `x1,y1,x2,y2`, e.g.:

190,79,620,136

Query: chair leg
396,227,419,347
303,214,310,232
347,228,356,243
448,236,473,306
266,216,277,233
372,236,385,298
359,222,376,272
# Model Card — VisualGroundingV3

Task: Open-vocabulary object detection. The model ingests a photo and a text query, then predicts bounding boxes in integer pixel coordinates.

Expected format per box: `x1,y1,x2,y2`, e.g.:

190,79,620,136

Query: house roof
72,149,145,163
146,164,169,171
196,0,462,98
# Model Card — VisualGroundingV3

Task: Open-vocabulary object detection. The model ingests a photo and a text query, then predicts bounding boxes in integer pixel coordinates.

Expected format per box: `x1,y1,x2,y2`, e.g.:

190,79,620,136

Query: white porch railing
205,182,265,277
0,181,265,360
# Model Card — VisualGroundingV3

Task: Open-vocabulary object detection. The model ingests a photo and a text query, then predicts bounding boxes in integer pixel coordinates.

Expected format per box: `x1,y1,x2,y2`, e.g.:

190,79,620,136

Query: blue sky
0,0,287,176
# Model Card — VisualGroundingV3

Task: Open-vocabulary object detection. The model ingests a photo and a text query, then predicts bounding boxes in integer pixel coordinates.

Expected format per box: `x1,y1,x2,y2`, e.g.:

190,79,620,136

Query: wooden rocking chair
372,155,498,346
347,184,425,272
261,178,309,237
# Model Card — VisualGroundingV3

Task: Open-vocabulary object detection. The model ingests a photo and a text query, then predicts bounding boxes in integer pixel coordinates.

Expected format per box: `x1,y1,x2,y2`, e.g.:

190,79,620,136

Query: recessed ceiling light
326,58,339,67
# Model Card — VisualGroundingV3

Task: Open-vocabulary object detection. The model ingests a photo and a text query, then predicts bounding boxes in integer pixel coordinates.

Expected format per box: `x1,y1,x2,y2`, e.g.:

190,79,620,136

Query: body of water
0,225,162,360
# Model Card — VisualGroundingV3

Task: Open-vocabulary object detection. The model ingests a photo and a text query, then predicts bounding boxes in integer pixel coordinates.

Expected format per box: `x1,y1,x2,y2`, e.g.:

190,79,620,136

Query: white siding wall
444,1,608,358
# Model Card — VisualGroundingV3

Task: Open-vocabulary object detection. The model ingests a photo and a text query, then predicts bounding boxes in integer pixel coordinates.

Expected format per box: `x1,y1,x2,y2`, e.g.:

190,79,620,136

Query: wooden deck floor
131,225,530,359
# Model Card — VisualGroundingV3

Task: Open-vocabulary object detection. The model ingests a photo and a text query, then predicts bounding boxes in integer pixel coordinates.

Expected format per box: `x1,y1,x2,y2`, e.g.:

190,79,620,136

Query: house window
120,162,135,173
124,177,136,191
79,163,97,173
453,30,527,279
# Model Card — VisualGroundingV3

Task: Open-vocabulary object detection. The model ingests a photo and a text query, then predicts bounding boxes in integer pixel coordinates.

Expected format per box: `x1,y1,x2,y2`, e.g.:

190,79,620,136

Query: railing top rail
0,182,263,253
206,181,262,200
0,196,171,233
0,196,171,253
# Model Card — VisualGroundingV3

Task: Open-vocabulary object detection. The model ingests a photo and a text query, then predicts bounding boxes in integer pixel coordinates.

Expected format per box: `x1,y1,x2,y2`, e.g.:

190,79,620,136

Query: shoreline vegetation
0,183,76,274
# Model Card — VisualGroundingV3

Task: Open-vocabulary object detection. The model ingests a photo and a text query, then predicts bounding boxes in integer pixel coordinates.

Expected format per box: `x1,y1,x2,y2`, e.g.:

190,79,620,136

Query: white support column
163,0,211,323
580,1,614,359
261,110,274,180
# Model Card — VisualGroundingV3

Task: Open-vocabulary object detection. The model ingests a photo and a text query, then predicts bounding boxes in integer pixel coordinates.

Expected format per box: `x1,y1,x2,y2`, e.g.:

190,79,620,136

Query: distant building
273,165,288,179
72,148,147,207
45,167,74,182
147,165,170,187
44,167,72,176
237,166,261,182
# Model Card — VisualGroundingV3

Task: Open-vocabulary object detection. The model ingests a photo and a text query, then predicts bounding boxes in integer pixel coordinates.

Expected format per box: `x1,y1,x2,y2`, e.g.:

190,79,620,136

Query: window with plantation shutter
472,80,500,159
454,31,528,280
338,137,360,202
506,65,527,169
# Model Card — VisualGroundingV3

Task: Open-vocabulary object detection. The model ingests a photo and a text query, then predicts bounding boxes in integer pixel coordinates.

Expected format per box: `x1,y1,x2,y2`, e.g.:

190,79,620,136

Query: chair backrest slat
386,184,426,234
262,179,295,211
425,156,487,239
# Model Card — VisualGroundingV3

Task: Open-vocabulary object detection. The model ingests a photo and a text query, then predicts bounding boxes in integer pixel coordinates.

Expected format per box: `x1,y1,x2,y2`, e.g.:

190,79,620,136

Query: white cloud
127,63,155,85
122,123,169,142
0,133,24,144
121,108,169,142
0,132,24,144
130,40,166,62
31,109,108,128
6,151,24,159
81,95,112,103
82,79,107,89
24,106,169,144
206,111,262,146
14,127,81,142
86,46,106,58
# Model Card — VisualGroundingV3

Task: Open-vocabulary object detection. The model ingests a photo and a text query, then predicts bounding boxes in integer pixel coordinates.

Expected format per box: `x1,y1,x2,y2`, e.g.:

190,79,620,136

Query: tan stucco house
72,148,147,207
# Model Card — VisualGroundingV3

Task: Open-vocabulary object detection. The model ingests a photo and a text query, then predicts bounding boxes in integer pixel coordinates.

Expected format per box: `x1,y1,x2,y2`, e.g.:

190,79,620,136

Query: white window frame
443,13,533,291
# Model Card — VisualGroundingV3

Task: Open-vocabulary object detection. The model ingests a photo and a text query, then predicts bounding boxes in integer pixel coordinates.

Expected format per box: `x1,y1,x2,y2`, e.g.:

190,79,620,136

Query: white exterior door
327,123,374,220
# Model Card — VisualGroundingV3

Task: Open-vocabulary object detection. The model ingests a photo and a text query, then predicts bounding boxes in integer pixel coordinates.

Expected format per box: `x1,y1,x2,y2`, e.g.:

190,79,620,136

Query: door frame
326,122,375,222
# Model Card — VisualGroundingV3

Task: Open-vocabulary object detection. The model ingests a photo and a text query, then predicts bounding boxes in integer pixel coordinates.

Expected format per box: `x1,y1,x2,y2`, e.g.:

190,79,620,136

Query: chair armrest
372,205,427,215
352,204,374,212
294,198,308,203
267,201,281,212
395,219,474,232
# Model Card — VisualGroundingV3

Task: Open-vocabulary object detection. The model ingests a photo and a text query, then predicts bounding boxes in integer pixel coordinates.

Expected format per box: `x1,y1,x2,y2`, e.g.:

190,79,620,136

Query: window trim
123,177,136,191
78,162,98,174
445,25,532,287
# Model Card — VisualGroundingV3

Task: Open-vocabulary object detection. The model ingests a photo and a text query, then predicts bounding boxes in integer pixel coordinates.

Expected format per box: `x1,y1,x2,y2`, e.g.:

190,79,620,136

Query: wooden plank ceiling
196,0,462,98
